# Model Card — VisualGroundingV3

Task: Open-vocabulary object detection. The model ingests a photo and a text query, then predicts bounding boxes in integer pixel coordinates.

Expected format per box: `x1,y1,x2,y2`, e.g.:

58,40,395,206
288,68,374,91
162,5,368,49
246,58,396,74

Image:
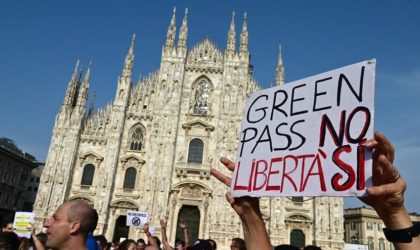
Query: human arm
360,131,420,250
211,157,272,250
29,223,46,250
179,219,189,248
160,219,173,250
143,223,160,250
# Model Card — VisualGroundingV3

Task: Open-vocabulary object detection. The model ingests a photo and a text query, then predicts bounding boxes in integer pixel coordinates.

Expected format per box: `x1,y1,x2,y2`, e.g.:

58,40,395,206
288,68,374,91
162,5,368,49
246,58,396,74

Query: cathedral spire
122,34,135,77
226,11,236,56
177,8,188,52
275,45,285,85
76,61,91,108
165,7,177,50
63,60,80,108
239,12,248,56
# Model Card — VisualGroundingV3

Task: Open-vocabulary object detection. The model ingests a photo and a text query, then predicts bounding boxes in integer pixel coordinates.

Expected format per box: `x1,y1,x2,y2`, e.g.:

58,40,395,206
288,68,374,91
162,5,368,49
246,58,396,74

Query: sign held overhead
232,60,376,197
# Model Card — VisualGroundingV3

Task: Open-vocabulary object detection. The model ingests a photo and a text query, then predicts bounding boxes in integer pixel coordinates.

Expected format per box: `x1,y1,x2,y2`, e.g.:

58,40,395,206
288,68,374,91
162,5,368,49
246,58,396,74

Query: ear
69,221,81,234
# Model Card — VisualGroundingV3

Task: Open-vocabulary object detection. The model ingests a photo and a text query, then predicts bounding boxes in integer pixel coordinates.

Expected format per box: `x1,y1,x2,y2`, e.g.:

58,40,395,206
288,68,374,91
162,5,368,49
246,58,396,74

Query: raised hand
210,157,261,218
211,157,272,250
360,131,406,217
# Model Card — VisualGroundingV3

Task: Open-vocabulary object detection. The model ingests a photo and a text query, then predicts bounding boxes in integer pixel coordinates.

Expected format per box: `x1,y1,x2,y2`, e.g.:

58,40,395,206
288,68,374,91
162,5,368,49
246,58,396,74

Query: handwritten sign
126,210,148,227
232,60,375,197
13,212,34,238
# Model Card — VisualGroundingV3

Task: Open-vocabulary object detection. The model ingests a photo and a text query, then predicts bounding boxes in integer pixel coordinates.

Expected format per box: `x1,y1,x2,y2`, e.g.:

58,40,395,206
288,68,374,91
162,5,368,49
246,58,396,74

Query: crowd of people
0,132,419,250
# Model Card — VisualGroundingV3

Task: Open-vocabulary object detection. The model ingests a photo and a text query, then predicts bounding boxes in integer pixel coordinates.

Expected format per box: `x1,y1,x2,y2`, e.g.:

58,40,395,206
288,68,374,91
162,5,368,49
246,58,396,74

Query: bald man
43,200,98,250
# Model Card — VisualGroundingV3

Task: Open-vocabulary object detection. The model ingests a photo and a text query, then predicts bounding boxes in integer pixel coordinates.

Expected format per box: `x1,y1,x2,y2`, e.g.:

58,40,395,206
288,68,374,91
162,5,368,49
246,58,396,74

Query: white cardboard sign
126,210,148,227
232,60,375,197
13,212,35,238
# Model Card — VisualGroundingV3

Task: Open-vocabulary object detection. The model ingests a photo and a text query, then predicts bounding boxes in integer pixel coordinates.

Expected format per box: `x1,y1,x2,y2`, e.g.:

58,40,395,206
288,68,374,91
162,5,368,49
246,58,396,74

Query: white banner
232,60,375,197
126,211,148,227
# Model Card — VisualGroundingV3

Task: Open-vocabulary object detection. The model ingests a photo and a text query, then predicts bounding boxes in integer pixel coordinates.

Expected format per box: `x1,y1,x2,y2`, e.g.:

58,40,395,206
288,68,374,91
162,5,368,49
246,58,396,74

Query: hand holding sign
360,131,405,218
232,60,376,197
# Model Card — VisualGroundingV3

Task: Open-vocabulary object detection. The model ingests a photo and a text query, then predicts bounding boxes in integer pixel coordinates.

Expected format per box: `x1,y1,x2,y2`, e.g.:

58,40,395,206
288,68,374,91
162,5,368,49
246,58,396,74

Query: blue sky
1,1,419,211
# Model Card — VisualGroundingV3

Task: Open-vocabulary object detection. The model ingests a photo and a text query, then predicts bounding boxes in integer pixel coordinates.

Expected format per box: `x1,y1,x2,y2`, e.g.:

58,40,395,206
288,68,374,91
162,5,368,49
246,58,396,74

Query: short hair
232,238,246,250
175,238,186,247
1,219,13,228
137,238,146,244
304,246,322,250
207,239,217,249
274,245,300,250
120,239,136,250
94,235,108,248
0,232,20,250
66,200,98,235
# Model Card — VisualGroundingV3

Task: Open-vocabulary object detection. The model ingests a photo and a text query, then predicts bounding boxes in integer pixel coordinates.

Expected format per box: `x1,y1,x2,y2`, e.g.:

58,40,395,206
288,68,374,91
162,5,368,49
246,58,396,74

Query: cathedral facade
34,9,344,249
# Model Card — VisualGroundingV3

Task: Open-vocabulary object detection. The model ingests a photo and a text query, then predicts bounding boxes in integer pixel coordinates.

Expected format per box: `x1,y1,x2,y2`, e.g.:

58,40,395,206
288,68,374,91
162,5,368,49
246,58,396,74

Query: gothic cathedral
34,9,344,249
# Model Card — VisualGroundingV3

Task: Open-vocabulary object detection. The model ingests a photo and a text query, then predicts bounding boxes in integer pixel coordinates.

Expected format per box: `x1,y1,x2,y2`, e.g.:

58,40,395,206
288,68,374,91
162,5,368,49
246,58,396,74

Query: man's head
230,238,246,250
1,219,13,232
175,239,185,250
0,232,20,249
136,238,146,250
43,200,98,249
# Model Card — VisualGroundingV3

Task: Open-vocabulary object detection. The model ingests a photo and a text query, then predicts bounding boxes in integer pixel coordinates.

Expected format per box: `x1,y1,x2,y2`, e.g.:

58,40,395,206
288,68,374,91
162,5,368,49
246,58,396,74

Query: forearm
32,237,46,250
161,227,169,245
163,240,174,250
146,234,159,249
240,212,272,250
183,228,189,247
380,207,420,250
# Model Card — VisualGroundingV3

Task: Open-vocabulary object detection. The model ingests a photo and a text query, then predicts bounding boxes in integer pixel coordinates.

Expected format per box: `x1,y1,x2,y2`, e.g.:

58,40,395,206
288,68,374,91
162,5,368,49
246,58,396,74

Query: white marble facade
34,9,344,250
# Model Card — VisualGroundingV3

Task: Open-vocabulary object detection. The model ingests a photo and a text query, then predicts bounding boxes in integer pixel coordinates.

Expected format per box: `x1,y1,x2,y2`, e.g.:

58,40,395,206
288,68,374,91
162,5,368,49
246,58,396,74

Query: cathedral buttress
114,34,135,108
34,62,90,229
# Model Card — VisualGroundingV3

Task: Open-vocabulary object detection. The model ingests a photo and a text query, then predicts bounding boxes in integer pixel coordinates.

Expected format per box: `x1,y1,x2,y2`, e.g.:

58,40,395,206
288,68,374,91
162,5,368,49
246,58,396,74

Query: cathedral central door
113,215,129,242
176,205,200,244
290,229,305,248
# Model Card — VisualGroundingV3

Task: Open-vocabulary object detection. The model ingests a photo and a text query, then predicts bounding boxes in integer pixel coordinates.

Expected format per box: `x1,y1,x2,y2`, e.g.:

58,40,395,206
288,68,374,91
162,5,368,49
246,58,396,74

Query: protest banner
232,59,375,197
126,210,148,227
13,212,35,238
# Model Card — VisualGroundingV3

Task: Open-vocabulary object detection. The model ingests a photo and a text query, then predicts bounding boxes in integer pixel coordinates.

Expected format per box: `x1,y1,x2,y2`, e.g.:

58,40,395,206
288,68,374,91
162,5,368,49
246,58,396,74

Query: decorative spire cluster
239,12,248,55
275,45,285,85
63,60,80,108
76,61,91,108
122,34,135,77
165,7,177,50
226,11,236,56
177,8,188,50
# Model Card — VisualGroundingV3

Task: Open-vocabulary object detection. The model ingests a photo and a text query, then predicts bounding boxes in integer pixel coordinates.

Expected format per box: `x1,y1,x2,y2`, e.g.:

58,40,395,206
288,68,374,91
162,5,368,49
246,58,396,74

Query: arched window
123,167,137,189
367,237,374,250
379,239,385,250
81,164,95,186
193,78,210,115
290,229,305,248
129,125,144,151
188,139,204,164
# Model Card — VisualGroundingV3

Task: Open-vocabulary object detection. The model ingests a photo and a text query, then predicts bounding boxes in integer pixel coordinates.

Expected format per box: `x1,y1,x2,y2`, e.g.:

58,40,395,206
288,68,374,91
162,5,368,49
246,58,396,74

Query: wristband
383,223,420,243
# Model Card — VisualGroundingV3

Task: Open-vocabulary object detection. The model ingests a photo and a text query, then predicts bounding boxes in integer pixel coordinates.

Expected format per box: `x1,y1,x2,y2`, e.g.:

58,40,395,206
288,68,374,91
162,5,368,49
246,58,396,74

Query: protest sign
13,212,35,238
232,60,375,197
126,210,148,227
